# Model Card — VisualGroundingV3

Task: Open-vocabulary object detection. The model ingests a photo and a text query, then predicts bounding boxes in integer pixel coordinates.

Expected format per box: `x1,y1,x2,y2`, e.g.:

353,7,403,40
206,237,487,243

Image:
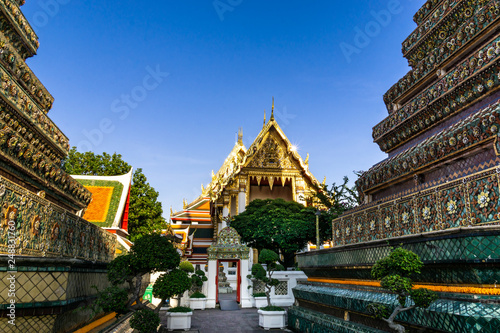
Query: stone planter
166,311,193,331
258,309,286,330
189,297,207,310
254,296,268,308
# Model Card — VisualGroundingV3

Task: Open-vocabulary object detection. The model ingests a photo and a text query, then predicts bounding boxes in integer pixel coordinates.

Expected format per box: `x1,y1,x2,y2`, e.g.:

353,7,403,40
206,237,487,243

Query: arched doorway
206,227,252,308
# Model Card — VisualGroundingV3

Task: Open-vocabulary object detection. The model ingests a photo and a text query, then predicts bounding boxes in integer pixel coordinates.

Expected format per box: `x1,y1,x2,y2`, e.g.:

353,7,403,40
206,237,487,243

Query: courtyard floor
159,293,292,333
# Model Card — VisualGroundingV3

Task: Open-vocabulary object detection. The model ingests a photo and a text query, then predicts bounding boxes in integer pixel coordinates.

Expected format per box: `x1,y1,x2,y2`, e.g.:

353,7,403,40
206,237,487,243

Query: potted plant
247,249,286,330
189,269,208,310
153,268,193,331
252,292,267,308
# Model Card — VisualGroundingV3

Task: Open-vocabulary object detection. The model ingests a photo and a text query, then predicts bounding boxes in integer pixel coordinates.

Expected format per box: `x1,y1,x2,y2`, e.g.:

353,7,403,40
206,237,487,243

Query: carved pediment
246,135,297,170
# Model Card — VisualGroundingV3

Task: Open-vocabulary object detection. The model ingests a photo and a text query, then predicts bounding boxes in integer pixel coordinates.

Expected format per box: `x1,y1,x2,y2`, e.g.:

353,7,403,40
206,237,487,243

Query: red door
216,260,219,304
236,260,241,303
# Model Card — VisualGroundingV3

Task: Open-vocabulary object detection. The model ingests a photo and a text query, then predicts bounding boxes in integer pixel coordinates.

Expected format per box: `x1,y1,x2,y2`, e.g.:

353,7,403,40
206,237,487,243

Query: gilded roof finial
183,198,187,209
238,127,243,145
322,176,326,186
270,97,275,121
211,170,216,181
170,206,173,216
263,109,266,128
304,153,309,165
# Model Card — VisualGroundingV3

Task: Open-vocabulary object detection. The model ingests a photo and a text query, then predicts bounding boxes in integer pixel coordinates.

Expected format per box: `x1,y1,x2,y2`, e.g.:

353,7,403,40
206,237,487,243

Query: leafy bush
247,249,282,308
260,305,284,311
93,286,128,315
153,269,191,302
366,303,389,320
191,269,208,293
168,306,192,312
368,248,437,333
130,308,160,333
252,292,266,297
190,291,206,298
179,261,194,273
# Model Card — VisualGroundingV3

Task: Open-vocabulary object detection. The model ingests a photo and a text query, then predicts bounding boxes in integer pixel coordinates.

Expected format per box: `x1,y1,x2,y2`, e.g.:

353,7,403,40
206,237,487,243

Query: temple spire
263,109,266,129
270,97,275,121
238,127,243,145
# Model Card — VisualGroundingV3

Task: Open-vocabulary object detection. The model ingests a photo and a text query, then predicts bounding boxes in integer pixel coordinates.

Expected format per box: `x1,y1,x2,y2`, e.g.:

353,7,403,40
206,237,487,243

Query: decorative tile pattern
293,283,500,333
288,307,386,333
0,315,56,332
0,175,116,262
336,166,500,247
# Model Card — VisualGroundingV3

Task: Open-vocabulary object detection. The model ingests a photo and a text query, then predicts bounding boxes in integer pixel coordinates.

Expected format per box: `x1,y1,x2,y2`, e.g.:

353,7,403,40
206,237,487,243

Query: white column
238,190,246,213
206,260,217,308
222,205,229,229
239,258,252,308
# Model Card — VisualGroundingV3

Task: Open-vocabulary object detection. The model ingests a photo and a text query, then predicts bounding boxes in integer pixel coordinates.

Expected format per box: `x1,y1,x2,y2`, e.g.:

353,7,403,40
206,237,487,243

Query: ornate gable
246,133,297,170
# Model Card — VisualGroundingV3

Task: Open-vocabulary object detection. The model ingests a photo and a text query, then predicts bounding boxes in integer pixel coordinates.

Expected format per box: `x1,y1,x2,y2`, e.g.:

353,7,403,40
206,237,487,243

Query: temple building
291,1,500,332
0,1,116,331
170,103,322,266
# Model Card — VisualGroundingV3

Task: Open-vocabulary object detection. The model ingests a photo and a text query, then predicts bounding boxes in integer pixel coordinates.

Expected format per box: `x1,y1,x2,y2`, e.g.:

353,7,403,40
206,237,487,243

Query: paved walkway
159,293,292,333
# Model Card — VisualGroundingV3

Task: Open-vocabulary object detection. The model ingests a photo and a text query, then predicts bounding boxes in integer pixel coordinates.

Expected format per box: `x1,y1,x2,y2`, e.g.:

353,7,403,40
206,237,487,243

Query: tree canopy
310,175,361,243
63,147,166,241
230,198,317,268
63,147,131,176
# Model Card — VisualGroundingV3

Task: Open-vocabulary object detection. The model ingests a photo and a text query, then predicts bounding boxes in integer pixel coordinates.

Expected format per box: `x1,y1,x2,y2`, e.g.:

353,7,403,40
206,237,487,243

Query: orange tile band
307,278,500,295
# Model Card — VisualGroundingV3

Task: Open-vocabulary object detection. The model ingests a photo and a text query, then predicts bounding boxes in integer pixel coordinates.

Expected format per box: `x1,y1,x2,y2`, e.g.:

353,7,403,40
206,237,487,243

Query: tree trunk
127,274,144,309
383,305,414,333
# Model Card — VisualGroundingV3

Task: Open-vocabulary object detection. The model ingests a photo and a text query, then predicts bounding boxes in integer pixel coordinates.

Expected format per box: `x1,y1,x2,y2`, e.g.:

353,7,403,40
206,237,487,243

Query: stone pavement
159,307,292,333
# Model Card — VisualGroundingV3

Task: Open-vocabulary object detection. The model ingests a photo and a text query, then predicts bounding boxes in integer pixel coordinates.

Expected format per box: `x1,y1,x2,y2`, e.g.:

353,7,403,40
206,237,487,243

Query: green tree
128,168,166,241
63,147,166,241
231,198,316,268
310,175,360,243
95,234,191,332
368,248,437,333
62,147,131,176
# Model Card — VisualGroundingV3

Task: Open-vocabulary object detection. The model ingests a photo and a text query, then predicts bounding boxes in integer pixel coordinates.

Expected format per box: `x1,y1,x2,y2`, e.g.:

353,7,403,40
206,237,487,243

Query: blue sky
22,0,423,213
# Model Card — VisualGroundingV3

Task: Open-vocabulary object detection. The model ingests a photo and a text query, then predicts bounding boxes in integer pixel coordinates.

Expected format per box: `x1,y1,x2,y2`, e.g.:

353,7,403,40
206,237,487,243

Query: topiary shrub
179,261,194,273
130,308,160,333
153,268,192,308
190,269,208,293
368,247,437,333
189,291,206,298
247,249,284,310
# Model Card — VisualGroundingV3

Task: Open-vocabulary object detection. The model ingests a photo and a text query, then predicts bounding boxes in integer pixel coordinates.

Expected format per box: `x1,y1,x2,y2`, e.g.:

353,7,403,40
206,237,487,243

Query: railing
0,175,116,262
333,165,500,247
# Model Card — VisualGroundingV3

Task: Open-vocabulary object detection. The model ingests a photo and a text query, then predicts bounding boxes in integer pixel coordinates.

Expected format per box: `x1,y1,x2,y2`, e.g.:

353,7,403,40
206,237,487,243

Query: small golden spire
263,109,266,128
170,206,173,216
304,153,309,165
211,170,216,181
322,176,326,186
238,127,243,145
270,97,275,120
183,198,187,209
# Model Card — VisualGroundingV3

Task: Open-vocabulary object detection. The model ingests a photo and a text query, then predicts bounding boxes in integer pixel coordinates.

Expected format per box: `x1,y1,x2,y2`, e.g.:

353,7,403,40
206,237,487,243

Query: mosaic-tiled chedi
291,1,500,332
0,1,116,332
